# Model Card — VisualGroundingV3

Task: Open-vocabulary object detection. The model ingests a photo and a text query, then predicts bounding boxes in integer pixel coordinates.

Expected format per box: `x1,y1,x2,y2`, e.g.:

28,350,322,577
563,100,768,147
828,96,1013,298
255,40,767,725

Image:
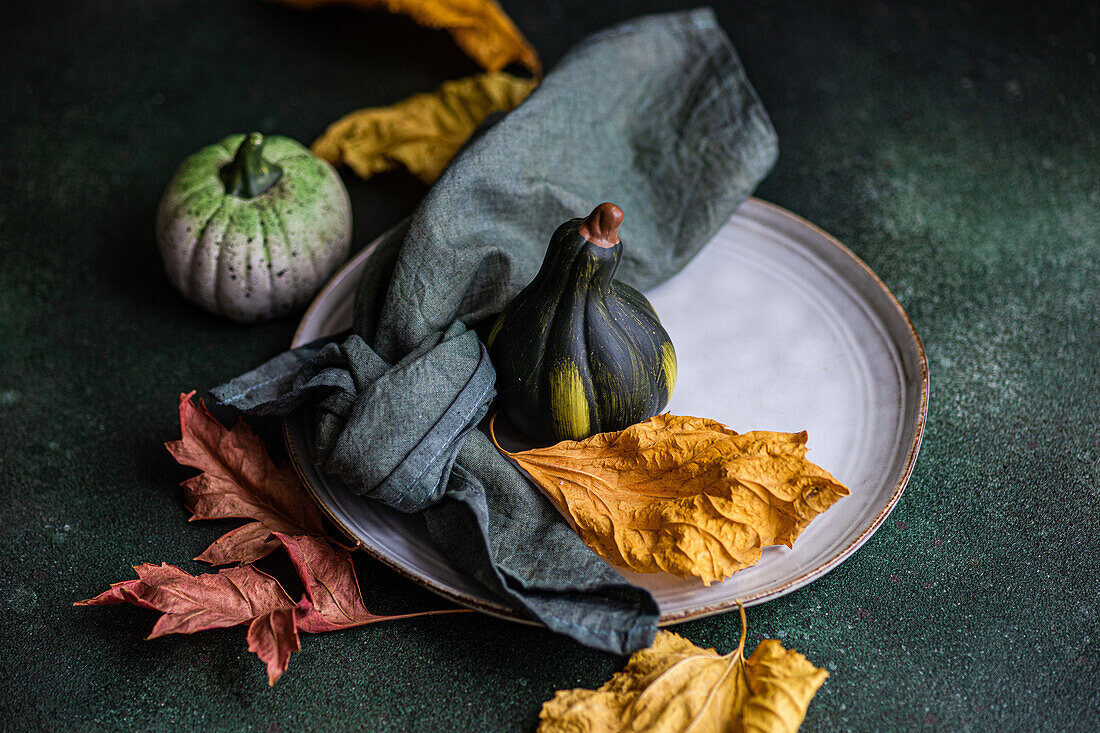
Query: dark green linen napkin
212,8,777,654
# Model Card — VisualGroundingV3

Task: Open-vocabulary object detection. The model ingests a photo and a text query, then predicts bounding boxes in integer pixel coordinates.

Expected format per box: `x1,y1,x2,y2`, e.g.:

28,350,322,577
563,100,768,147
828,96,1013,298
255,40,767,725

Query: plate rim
285,197,929,625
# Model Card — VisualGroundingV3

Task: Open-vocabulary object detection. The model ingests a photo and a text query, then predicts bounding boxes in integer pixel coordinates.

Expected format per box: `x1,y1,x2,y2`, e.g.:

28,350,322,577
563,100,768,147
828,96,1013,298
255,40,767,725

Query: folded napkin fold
213,7,777,655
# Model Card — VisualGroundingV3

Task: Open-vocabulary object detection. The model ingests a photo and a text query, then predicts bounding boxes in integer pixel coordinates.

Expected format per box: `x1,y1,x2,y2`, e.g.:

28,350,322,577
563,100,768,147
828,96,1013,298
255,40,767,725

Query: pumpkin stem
578,203,623,248
220,132,283,198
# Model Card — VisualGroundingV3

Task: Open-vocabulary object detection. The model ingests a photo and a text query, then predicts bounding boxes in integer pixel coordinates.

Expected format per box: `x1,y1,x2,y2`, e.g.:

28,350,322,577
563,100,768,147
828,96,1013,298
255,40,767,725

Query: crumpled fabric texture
212,7,777,655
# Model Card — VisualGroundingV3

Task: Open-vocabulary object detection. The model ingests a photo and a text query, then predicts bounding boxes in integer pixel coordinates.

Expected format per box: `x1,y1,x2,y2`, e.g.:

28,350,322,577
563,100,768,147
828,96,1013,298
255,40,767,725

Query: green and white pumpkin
156,132,352,323
488,203,677,443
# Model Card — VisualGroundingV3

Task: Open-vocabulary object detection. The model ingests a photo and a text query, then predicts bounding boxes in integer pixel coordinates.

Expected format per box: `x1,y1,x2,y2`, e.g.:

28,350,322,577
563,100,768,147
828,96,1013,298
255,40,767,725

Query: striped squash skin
488,217,676,443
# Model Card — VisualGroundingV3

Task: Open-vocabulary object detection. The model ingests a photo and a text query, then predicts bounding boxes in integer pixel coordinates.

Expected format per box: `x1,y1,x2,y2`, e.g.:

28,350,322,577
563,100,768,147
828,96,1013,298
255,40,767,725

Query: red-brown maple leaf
78,393,469,687
167,392,324,565
76,563,295,637
274,533,465,633
78,537,467,685
78,562,300,685
250,534,468,683
247,607,301,686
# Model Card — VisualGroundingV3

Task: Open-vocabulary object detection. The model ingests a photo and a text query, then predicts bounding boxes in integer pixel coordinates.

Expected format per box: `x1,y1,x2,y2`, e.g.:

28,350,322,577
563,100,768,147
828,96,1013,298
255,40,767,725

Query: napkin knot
213,321,494,513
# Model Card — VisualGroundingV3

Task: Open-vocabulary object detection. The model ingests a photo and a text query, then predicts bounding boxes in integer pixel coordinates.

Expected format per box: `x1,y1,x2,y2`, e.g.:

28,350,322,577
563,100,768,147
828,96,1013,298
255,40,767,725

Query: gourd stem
578,202,623,248
220,132,282,198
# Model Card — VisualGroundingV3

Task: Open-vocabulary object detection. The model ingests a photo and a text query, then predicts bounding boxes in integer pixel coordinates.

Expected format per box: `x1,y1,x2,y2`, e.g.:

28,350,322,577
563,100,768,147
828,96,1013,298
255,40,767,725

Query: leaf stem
735,601,748,660
488,412,512,455
363,607,472,624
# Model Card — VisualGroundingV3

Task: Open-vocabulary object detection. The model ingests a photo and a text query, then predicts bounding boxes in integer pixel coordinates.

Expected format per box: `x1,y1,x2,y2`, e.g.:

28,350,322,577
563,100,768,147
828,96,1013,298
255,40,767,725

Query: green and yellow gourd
488,203,677,443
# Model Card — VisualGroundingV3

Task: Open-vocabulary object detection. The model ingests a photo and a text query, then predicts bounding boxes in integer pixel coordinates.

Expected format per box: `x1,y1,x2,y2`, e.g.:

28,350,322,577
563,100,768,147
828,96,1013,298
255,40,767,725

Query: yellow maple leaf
538,607,829,733
311,71,535,183
493,414,850,585
272,0,540,75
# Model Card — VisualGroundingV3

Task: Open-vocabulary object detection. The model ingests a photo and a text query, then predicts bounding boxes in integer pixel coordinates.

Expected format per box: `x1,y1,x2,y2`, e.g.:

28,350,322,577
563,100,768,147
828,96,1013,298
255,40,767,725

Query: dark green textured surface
1,1,1097,730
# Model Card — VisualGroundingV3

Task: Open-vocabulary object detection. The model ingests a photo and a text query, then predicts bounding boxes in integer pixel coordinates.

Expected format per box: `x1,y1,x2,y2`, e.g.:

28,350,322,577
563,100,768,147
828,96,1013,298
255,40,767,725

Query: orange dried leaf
312,72,535,184
495,414,850,585
167,392,324,565
272,0,540,75
742,640,834,732
539,608,828,733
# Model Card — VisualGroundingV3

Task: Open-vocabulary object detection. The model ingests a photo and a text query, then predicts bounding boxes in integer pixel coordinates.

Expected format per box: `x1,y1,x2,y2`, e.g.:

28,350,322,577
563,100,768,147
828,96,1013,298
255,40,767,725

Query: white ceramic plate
286,198,928,625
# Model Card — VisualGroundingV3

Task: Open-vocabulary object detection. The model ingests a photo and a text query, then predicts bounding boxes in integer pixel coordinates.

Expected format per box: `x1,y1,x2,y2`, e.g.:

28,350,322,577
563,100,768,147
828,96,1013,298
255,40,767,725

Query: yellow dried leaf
311,71,535,183
494,414,850,585
538,607,828,733
272,0,540,75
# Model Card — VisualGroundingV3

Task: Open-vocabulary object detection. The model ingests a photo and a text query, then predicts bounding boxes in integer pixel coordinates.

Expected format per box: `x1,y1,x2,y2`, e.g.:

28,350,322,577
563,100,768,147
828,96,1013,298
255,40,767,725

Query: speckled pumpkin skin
156,134,351,323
